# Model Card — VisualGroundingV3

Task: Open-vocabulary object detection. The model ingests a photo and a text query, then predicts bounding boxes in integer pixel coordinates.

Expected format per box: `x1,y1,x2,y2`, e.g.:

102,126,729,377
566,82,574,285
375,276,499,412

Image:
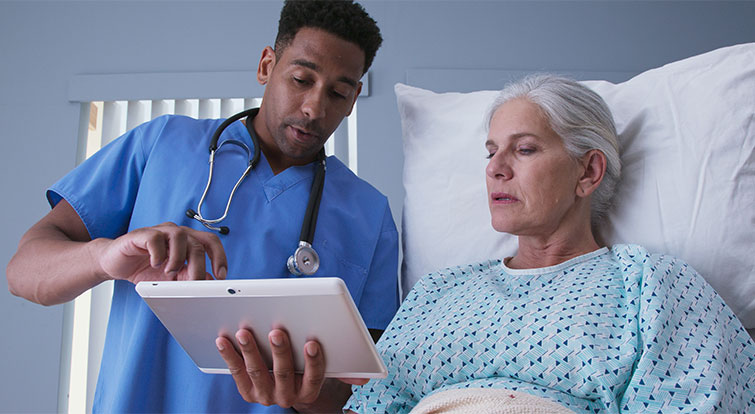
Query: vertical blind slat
347,103,358,174
126,100,151,130
151,99,174,119
198,99,220,119
174,99,198,118
243,98,261,110
102,101,127,145
220,98,244,118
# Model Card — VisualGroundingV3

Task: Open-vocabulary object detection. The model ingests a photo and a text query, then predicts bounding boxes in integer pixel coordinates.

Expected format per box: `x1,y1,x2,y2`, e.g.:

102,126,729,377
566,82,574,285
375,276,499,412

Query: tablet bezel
135,277,387,378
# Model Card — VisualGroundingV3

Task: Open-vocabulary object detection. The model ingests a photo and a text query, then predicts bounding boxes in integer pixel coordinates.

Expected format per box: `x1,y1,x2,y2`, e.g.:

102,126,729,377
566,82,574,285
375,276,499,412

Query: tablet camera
227,288,237,295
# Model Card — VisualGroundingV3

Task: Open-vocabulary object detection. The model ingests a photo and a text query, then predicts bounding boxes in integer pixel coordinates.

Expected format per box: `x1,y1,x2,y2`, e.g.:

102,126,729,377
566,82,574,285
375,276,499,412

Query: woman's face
485,98,584,237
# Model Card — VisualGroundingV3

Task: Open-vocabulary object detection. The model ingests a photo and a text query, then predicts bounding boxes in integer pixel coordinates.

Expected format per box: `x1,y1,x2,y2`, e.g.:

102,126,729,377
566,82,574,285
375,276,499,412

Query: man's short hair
275,0,383,74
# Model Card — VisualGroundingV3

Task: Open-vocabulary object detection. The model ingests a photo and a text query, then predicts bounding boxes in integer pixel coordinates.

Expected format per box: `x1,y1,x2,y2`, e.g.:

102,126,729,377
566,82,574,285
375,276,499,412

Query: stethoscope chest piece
287,241,320,276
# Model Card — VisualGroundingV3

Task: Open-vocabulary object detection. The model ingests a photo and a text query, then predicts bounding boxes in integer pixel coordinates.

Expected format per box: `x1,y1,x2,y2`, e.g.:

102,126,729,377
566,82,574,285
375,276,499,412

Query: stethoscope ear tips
186,208,229,234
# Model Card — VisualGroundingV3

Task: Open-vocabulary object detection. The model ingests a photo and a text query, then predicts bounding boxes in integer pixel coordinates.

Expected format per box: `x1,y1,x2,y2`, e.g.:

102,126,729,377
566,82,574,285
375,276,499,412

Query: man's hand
7,200,227,305
216,328,325,407
216,328,365,410
95,222,227,283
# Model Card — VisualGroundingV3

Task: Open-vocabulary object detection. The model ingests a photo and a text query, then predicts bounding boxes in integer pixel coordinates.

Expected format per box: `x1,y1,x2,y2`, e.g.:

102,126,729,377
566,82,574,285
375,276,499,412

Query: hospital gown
345,244,755,413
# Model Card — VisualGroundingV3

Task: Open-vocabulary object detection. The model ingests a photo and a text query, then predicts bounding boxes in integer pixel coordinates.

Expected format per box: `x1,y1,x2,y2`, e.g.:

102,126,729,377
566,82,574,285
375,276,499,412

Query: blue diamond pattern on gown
345,244,755,413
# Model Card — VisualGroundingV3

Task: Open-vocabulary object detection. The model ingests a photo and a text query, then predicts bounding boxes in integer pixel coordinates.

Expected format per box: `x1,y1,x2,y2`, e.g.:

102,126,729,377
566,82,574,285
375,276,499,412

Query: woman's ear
576,149,606,198
257,46,276,85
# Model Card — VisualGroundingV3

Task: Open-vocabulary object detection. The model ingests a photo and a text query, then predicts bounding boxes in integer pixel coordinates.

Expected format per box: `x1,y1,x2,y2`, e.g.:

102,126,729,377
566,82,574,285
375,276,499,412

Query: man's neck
248,109,316,175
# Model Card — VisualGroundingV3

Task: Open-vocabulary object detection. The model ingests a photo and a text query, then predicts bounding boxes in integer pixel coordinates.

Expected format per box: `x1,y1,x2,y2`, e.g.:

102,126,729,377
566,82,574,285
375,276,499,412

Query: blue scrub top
48,114,400,413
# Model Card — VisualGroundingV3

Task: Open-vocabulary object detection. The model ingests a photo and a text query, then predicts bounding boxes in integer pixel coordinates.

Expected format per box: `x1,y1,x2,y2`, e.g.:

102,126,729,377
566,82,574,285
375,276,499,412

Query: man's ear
576,149,607,198
257,46,276,85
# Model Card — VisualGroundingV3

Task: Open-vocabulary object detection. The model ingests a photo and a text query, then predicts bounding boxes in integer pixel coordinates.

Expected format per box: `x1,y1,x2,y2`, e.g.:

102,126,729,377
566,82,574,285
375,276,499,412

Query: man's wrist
86,237,115,282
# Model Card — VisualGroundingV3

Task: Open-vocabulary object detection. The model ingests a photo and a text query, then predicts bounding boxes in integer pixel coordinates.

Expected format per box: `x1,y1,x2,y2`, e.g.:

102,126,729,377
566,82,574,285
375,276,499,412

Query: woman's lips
490,192,519,204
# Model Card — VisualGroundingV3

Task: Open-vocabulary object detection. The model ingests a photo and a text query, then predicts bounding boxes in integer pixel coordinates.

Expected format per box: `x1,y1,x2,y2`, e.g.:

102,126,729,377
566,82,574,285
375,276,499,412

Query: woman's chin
491,222,518,235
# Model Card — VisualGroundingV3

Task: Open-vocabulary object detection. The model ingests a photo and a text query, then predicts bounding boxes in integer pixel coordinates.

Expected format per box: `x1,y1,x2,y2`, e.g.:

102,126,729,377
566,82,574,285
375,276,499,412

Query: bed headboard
397,43,755,336
405,68,636,93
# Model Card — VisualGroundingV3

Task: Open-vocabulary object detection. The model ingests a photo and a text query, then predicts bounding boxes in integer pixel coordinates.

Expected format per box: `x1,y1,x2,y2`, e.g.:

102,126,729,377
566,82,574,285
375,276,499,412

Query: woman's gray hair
485,74,621,225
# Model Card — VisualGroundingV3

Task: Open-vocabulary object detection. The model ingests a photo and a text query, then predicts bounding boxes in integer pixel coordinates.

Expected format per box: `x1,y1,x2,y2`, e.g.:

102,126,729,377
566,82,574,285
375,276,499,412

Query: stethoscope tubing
187,108,326,275
194,140,253,226
299,151,326,244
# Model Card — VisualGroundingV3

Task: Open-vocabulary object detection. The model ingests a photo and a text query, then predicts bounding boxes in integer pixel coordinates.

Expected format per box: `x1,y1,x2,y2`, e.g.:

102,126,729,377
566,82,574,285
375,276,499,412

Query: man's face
255,27,364,172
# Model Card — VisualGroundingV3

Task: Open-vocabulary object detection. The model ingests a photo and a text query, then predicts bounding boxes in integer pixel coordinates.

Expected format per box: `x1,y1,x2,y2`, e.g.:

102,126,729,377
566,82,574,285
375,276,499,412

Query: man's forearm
7,227,107,306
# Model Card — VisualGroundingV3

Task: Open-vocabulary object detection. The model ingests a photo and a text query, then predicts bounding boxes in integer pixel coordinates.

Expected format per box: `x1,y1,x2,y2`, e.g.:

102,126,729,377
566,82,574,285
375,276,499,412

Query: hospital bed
395,42,755,341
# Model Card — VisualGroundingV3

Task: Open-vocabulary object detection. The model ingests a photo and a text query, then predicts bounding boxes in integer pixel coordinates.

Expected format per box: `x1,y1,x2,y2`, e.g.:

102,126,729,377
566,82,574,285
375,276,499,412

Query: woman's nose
486,153,512,179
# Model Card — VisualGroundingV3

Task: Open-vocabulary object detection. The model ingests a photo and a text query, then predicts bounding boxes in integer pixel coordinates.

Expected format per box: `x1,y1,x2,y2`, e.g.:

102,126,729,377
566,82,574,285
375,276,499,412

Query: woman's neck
507,220,601,270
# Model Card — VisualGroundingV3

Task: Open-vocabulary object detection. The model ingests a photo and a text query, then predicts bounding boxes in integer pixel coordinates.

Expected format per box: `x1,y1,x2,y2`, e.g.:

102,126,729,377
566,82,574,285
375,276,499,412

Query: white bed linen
397,42,755,329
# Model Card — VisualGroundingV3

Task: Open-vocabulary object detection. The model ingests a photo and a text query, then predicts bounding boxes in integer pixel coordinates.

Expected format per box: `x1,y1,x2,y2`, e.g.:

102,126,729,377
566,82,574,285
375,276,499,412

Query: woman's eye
485,152,495,159
518,147,535,155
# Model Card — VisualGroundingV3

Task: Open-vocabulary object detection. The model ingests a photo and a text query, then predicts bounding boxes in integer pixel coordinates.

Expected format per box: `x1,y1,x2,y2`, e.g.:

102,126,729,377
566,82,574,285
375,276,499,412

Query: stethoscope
186,108,326,276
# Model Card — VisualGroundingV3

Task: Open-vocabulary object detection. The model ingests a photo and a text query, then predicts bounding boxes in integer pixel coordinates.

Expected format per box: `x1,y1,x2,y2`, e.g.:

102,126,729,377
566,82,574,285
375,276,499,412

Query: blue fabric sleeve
47,116,168,240
617,246,755,412
357,204,400,331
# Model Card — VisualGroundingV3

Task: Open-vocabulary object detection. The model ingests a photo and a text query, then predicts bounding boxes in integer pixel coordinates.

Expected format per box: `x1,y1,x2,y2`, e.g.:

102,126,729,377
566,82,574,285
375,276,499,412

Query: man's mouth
288,120,324,139
292,126,317,138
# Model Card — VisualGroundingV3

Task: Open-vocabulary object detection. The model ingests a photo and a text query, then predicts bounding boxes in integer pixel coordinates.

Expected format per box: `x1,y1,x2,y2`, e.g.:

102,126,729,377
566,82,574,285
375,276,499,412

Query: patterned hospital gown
345,244,755,413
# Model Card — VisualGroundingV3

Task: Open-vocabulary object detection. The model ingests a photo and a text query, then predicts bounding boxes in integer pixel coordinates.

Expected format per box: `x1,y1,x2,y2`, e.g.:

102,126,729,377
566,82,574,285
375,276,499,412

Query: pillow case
396,42,755,328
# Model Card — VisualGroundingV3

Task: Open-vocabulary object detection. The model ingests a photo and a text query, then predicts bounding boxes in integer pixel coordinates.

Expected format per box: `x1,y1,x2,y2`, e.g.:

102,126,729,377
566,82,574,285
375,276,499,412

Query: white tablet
135,277,387,378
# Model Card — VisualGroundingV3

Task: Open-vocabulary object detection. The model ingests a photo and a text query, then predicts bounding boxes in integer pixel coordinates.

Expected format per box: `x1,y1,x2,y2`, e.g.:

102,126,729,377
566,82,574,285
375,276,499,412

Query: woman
344,75,755,413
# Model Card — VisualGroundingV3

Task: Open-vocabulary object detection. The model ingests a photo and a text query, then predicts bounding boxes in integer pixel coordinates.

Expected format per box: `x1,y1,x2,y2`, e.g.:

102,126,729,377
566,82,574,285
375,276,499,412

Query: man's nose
301,89,326,120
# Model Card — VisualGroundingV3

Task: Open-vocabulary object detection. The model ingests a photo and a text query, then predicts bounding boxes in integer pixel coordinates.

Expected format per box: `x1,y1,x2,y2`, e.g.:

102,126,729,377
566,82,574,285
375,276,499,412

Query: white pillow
396,42,755,328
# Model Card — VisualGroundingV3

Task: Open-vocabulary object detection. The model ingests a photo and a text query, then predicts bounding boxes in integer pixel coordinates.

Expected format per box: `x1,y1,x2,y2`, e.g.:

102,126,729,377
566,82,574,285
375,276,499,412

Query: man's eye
486,152,495,159
332,90,348,100
293,76,307,85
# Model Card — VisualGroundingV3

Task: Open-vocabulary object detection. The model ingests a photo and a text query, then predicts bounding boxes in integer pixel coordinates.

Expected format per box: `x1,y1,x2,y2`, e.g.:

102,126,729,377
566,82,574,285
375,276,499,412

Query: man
6,1,398,412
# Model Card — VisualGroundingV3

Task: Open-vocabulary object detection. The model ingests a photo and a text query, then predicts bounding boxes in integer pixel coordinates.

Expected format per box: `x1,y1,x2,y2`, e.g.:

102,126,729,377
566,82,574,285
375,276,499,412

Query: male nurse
6,1,398,412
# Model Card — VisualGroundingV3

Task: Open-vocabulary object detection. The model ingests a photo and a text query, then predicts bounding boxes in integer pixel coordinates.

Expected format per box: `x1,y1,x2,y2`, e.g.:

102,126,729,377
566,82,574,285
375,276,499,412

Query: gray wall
2,1,754,412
